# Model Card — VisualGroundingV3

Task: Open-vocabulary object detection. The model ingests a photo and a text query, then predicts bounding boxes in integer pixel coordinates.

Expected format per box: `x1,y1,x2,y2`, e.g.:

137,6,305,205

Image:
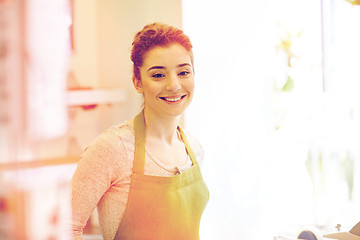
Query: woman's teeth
161,95,185,102
165,97,181,102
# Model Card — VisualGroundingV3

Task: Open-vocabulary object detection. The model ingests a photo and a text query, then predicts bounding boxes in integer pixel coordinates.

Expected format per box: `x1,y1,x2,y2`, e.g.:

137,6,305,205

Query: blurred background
0,0,359,239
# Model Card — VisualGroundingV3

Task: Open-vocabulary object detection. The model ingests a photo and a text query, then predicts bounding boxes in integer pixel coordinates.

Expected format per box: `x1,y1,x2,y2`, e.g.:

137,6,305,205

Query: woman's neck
143,107,181,145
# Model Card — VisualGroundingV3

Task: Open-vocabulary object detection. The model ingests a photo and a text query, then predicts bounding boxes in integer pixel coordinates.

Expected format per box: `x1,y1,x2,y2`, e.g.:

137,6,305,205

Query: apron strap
178,127,198,166
133,110,146,174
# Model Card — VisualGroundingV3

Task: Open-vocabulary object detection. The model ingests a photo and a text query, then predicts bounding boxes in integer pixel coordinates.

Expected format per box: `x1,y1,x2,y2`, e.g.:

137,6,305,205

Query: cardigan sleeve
71,128,126,238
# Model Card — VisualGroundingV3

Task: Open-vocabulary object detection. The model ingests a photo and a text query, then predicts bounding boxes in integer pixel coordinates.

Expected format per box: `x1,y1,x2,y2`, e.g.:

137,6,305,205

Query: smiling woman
133,44,195,119
71,23,209,240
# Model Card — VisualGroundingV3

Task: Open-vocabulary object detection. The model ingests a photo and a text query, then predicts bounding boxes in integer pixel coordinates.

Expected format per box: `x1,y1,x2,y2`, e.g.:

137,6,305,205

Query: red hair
131,23,193,80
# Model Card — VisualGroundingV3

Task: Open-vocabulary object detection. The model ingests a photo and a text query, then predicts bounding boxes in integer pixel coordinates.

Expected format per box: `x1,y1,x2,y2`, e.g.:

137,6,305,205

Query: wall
70,0,98,88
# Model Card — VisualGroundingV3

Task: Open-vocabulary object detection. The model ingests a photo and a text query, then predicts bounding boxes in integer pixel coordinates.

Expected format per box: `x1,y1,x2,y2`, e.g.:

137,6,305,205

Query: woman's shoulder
80,120,135,162
108,120,135,141
91,120,134,147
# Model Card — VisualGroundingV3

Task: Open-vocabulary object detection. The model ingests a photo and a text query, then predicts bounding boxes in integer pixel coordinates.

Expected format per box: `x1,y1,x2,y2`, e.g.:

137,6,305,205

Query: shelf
0,156,79,171
67,88,127,106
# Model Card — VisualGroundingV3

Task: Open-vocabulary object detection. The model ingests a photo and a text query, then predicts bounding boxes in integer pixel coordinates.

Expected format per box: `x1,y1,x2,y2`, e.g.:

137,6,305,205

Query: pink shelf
67,89,127,106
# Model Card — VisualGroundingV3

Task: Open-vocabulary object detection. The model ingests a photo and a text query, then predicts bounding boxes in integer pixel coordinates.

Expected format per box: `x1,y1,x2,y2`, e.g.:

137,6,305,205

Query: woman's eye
179,71,190,76
152,73,165,78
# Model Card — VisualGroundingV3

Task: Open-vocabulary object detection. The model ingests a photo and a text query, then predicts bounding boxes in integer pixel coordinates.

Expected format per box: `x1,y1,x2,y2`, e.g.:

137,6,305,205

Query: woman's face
134,43,194,118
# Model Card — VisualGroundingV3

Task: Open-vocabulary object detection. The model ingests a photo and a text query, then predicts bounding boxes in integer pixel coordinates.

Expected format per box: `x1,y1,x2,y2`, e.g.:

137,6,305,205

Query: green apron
114,111,209,240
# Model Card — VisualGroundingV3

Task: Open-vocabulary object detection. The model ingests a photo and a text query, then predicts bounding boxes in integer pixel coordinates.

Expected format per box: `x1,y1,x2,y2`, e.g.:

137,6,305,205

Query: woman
71,23,209,240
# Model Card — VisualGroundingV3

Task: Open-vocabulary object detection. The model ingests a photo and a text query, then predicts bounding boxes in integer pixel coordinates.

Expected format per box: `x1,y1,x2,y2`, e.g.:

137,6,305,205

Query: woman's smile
159,94,187,104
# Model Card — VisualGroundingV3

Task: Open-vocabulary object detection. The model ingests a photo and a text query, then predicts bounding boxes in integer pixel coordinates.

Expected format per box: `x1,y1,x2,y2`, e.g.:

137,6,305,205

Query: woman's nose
165,74,181,91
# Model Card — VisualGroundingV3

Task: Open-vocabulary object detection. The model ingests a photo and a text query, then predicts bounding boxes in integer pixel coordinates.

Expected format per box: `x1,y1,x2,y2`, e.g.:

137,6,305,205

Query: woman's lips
159,94,186,103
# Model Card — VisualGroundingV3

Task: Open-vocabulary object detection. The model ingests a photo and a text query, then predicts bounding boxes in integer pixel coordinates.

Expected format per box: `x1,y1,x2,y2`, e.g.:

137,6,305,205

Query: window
183,0,360,239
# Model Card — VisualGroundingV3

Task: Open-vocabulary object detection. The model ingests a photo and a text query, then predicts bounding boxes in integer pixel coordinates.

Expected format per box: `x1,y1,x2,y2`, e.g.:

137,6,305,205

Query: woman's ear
132,76,143,93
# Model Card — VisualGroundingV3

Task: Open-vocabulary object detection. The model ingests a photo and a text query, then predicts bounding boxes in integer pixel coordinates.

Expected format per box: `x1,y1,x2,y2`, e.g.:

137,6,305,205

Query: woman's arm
71,130,125,238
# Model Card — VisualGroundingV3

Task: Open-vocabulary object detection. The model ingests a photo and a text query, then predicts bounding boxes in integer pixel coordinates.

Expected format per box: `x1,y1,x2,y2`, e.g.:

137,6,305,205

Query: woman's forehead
142,44,192,67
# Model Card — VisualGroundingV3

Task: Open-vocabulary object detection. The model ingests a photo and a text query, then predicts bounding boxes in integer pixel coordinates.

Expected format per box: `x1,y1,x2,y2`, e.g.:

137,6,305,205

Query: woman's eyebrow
147,63,191,72
178,63,191,68
147,66,164,71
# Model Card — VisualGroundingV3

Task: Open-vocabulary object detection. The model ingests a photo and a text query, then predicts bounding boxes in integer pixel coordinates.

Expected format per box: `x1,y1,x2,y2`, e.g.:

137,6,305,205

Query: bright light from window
183,0,360,239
